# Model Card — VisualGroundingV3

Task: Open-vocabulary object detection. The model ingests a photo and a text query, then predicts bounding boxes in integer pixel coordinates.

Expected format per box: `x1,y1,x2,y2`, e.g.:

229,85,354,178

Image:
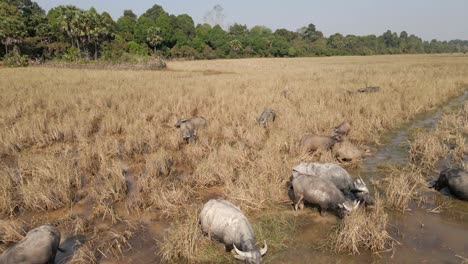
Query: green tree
116,10,137,41
147,26,163,53
299,23,323,42
134,16,155,44
207,25,228,53
172,14,195,46
229,23,248,36
6,0,45,37
0,2,26,53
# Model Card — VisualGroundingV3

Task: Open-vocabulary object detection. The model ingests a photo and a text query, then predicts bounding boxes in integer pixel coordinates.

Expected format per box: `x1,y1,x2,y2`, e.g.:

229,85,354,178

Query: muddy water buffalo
433,168,468,201
256,108,276,128
199,199,267,263
0,225,61,264
291,174,360,218
333,141,371,162
292,162,373,205
175,117,207,143
333,120,352,136
300,134,343,153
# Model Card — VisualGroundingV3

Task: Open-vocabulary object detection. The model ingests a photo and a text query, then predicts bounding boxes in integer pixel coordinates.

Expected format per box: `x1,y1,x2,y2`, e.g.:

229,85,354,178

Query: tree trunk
5,44,7,54
94,43,98,60
76,39,81,59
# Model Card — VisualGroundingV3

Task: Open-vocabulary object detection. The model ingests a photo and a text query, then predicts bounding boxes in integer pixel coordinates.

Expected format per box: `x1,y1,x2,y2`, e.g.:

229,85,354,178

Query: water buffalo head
233,241,268,264
337,200,360,218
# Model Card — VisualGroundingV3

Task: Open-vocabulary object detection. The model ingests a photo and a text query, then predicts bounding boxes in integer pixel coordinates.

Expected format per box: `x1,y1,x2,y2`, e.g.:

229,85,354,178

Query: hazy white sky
35,0,468,41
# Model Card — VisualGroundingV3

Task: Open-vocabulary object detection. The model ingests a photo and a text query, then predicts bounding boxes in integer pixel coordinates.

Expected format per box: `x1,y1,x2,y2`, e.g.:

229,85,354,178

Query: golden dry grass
380,165,426,211
409,101,467,171
328,195,393,254
381,100,467,213
1,54,468,262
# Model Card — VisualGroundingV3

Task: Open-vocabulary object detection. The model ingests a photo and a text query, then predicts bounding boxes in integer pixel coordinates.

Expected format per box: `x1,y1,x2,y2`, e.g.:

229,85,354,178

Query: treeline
1,0,468,65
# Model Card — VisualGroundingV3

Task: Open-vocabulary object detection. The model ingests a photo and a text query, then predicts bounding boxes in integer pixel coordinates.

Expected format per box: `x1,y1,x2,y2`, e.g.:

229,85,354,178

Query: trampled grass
1,54,468,262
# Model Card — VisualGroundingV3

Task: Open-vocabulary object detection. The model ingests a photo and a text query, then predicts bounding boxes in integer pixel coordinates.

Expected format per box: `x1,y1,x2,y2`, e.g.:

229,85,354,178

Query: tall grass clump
381,166,426,211
328,195,393,254
158,207,202,263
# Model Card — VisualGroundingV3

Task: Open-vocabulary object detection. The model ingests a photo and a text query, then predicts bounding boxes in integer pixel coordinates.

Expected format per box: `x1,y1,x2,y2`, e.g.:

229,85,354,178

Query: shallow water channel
271,91,468,263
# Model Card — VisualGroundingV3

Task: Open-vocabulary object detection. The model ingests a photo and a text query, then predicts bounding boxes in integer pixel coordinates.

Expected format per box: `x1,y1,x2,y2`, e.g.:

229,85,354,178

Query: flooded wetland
1,55,468,263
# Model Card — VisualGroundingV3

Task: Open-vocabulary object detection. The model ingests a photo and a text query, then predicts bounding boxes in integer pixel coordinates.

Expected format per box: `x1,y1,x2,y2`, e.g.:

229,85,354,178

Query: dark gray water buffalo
199,199,267,263
333,120,352,136
300,134,343,153
0,225,61,264
292,162,373,205
256,108,276,128
333,142,371,162
175,117,207,143
357,86,380,93
433,168,468,201
291,174,360,218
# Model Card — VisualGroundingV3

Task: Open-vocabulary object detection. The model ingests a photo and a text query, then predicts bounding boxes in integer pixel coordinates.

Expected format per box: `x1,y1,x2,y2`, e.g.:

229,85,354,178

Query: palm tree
147,26,163,54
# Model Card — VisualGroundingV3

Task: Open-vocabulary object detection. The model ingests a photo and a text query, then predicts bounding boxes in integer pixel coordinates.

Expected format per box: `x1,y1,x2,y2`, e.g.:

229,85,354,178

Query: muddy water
270,91,468,263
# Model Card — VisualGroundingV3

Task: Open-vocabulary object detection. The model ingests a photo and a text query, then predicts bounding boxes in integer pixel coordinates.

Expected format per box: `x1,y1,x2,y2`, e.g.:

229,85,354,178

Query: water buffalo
199,199,267,263
433,168,468,201
333,141,371,162
291,174,360,218
292,162,373,205
0,225,62,264
174,117,207,143
256,108,276,128
333,120,352,136
357,86,380,93
300,134,343,153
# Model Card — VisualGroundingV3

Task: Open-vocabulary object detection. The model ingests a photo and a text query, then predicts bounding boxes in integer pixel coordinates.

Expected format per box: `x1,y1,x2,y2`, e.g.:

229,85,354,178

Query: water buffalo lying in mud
199,199,267,263
256,108,276,128
292,162,373,205
333,120,352,136
300,134,343,153
357,86,381,93
333,141,371,162
174,117,207,143
433,168,468,201
291,174,360,218
0,225,62,264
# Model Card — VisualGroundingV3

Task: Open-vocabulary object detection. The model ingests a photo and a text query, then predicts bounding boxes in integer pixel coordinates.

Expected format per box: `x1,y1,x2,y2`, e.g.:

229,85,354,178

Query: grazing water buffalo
0,225,61,264
175,117,207,143
199,199,267,263
256,108,276,128
433,168,468,201
333,120,352,136
292,162,373,205
300,134,343,153
357,86,380,93
333,142,371,162
291,174,360,218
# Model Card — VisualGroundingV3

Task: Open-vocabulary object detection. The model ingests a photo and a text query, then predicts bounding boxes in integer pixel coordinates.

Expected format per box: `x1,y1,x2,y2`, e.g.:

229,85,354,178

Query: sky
34,0,468,41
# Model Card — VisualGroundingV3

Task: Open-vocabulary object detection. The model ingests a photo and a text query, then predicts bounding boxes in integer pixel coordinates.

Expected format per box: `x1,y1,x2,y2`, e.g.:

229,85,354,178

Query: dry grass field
1,54,468,263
